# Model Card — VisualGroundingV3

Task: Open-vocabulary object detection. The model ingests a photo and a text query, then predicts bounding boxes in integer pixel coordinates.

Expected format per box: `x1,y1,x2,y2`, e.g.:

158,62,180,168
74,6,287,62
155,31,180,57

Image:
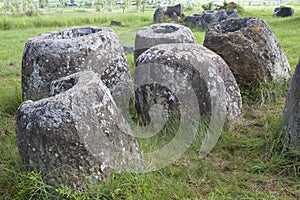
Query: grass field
0,5,300,199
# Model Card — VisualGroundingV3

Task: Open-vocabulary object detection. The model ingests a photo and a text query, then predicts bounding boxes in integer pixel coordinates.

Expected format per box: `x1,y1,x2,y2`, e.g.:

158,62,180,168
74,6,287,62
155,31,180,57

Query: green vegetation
1,5,300,199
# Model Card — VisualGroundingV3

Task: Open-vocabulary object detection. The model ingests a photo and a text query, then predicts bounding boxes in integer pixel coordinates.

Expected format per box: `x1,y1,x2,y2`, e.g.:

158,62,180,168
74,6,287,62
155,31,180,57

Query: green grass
1,6,300,199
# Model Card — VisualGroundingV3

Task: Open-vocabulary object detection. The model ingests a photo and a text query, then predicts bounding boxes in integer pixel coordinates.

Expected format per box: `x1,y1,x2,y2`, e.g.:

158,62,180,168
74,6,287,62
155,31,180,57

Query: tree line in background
0,0,165,15
1,0,37,16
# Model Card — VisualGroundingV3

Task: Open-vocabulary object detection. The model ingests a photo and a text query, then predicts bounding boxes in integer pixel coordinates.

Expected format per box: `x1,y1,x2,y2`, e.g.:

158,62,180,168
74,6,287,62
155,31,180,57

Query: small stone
110,21,122,26
274,7,294,17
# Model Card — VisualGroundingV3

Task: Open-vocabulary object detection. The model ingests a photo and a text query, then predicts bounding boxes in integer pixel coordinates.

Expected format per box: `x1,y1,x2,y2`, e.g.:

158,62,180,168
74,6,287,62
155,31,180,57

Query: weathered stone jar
153,5,164,23
134,43,242,127
204,17,291,86
282,58,300,151
134,23,195,61
22,26,132,109
16,71,142,189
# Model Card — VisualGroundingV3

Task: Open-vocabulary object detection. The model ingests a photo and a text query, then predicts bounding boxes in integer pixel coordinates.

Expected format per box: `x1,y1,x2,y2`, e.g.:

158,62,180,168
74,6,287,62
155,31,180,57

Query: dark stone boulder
274,7,294,17
165,3,184,18
135,43,242,127
282,58,300,151
22,26,132,113
16,71,142,189
153,5,164,23
134,23,195,61
204,17,291,86
110,21,122,26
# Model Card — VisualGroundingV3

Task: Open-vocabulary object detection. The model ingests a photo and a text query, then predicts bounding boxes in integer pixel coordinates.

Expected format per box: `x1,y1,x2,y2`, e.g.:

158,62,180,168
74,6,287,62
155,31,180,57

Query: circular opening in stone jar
45,27,102,40
152,25,179,34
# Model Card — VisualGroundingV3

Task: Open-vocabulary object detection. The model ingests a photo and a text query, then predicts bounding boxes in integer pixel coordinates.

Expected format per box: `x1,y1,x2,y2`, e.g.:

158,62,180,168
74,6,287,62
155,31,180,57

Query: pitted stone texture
135,43,242,126
282,58,300,151
204,17,291,86
16,71,142,189
200,10,218,30
185,14,202,29
134,23,195,61
22,26,132,109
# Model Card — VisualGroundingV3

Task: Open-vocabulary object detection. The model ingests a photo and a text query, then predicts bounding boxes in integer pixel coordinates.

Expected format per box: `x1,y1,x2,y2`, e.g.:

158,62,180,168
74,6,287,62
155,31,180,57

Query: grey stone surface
153,5,164,23
204,17,291,86
134,23,195,61
185,14,202,29
282,58,300,151
135,43,242,127
22,26,132,111
201,10,218,30
185,9,238,30
16,71,142,189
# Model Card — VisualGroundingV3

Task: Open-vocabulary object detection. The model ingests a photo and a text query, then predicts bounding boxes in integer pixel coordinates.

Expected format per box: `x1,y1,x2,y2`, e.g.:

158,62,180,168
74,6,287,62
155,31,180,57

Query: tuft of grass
125,53,135,76
13,170,55,200
240,80,290,106
0,11,153,31
0,165,61,199
0,84,23,116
